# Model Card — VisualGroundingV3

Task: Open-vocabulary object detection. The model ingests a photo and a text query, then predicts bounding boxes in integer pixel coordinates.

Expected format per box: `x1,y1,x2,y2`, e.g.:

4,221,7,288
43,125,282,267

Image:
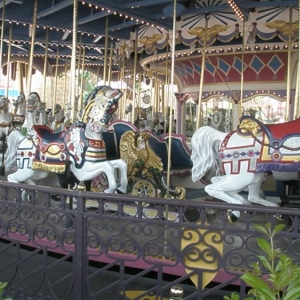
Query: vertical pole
79,46,85,111
74,193,85,300
0,0,6,85
296,1,300,119
17,62,24,94
131,29,138,123
196,15,208,129
239,19,245,122
286,6,292,121
53,48,59,112
103,16,109,83
107,44,113,85
77,36,82,97
5,23,12,98
26,0,38,95
166,0,177,199
42,28,49,103
294,1,300,118
70,0,78,121
62,63,68,107
164,42,169,134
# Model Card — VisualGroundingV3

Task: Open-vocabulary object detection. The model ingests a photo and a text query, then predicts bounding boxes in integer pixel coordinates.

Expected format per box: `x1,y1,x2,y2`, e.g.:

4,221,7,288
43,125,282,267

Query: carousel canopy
0,0,298,75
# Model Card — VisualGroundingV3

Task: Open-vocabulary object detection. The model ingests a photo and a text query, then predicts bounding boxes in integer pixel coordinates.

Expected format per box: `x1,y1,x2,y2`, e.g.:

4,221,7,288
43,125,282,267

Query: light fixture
93,35,103,43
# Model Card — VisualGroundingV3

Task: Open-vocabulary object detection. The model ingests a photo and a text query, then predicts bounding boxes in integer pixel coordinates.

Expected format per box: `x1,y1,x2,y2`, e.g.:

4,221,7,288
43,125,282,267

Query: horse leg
101,162,118,193
247,173,279,207
210,176,250,203
71,161,118,193
36,172,61,187
205,173,256,205
109,159,128,193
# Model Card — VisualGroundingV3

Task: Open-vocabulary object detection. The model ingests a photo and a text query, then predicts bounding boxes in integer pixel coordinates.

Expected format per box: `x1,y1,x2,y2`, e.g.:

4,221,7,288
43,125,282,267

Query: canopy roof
0,0,298,75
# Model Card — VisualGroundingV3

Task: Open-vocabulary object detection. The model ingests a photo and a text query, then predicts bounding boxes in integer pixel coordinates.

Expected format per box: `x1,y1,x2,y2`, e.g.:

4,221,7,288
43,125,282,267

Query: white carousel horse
191,116,300,208
51,103,65,132
5,85,128,194
21,92,41,136
11,92,26,130
36,102,47,126
0,96,13,150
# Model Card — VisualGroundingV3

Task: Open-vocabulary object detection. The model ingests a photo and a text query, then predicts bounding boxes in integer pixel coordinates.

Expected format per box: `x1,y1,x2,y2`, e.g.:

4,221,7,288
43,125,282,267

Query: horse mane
4,130,25,172
191,126,226,182
29,92,41,102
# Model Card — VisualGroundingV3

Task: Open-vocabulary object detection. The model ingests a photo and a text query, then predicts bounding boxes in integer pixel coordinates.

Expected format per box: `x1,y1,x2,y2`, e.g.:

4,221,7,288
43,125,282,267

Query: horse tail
191,126,226,182
5,130,25,172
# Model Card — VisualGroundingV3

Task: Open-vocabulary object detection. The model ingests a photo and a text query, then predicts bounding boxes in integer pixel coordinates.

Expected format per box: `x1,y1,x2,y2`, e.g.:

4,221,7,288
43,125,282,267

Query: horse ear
110,90,122,99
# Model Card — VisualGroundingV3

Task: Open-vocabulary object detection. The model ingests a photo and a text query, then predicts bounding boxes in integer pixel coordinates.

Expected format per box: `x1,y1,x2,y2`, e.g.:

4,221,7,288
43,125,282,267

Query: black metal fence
0,180,299,300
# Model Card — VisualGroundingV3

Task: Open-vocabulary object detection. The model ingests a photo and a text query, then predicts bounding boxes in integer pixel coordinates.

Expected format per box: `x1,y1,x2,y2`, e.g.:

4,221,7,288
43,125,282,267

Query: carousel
0,0,299,298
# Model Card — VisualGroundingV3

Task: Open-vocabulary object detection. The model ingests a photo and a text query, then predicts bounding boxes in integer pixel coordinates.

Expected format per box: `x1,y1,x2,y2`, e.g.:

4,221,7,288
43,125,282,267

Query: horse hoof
116,188,127,194
228,210,240,222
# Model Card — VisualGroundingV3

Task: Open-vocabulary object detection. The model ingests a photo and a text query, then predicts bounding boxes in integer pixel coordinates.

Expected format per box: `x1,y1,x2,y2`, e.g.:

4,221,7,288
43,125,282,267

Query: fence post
170,285,183,300
74,192,85,300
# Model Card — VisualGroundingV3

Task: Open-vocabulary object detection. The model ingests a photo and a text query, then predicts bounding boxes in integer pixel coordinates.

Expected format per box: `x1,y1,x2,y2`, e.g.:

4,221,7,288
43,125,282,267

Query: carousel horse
0,96,13,150
11,92,26,130
191,116,300,209
5,85,128,194
51,103,65,132
21,92,41,136
36,102,48,126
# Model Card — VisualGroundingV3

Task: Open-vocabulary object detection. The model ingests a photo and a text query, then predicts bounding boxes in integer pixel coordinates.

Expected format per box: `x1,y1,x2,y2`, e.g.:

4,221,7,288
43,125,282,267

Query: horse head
13,92,25,106
37,102,47,113
27,92,41,113
54,104,65,121
0,96,10,112
81,86,122,134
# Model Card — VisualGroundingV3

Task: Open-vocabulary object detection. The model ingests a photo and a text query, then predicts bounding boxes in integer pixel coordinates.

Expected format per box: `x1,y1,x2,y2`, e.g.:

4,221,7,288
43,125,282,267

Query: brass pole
53,48,59,112
166,0,177,199
17,62,24,94
131,29,138,123
103,16,109,83
120,53,125,120
5,23,12,98
77,36,82,96
0,0,6,84
196,15,208,129
26,0,38,95
42,28,49,103
108,43,113,85
70,0,78,121
239,20,245,119
286,6,292,121
296,0,300,119
62,63,68,107
80,46,85,111
164,42,169,134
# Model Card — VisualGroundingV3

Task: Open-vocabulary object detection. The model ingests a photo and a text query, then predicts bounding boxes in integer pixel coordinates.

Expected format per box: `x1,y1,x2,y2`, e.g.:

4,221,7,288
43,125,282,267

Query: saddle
238,116,300,149
32,125,66,154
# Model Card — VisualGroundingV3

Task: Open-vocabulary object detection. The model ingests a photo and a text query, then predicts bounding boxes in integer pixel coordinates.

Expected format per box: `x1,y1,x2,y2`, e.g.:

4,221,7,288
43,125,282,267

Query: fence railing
0,180,299,300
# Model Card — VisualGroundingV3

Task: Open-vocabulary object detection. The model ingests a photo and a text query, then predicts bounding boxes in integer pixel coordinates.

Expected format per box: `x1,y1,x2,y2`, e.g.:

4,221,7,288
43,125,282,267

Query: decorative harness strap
238,116,300,151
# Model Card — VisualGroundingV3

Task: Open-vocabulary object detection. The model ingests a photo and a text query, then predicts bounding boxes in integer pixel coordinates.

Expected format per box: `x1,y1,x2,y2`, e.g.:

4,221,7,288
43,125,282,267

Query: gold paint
32,162,65,173
238,119,261,136
188,24,230,41
260,135,300,162
120,131,163,178
139,34,163,49
265,20,298,37
181,226,223,289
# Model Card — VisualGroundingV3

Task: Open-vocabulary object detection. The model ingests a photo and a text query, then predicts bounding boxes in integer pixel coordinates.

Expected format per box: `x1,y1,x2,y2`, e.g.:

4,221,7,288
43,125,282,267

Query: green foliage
224,223,300,300
0,282,12,300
